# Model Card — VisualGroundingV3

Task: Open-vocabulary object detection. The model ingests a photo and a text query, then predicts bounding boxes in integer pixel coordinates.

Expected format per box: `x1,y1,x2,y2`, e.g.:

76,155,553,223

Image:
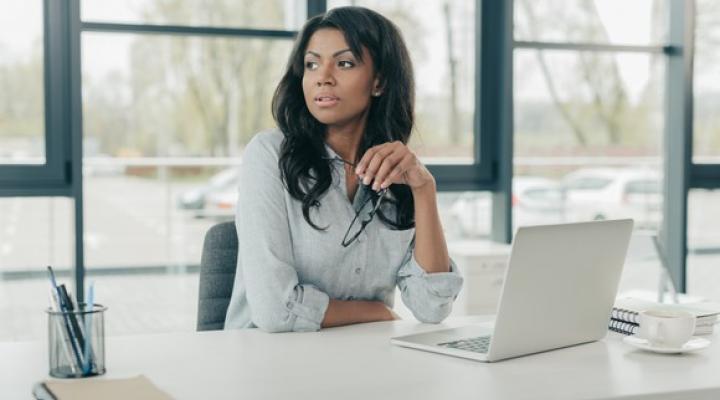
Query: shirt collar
324,142,341,160
323,142,346,188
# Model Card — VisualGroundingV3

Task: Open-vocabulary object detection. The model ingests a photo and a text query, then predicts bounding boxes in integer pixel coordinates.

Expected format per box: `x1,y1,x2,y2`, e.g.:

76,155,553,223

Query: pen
59,284,86,350
82,282,95,375
48,291,78,375
46,266,84,373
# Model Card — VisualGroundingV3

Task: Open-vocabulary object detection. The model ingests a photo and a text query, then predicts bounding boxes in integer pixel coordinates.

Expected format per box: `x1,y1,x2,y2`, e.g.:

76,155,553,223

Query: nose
316,63,336,87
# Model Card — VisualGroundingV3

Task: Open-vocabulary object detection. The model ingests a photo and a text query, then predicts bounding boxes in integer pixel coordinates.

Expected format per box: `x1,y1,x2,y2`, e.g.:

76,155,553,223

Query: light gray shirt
224,129,463,332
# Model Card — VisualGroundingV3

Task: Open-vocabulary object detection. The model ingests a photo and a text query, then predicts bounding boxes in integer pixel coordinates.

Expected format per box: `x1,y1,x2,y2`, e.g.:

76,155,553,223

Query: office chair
197,221,238,331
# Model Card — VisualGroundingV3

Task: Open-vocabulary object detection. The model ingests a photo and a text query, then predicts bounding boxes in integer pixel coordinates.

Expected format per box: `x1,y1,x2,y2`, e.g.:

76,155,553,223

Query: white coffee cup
637,309,696,348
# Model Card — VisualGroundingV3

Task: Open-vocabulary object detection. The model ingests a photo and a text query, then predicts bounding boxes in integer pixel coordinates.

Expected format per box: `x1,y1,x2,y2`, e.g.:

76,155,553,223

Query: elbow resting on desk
251,302,324,333
249,284,329,333
398,270,463,324
409,300,454,324
252,310,293,333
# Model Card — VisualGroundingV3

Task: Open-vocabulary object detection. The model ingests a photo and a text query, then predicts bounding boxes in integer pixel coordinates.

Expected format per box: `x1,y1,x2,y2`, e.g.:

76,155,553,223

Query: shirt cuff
398,253,464,299
286,284,330,332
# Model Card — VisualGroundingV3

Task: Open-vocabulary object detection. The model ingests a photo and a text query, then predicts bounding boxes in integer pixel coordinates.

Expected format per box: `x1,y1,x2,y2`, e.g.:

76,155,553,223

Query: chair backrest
197,221,238,331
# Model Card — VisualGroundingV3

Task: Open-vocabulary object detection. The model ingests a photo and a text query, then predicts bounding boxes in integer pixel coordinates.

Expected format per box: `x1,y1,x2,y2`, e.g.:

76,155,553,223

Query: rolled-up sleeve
396,242,463,324
236,136,329,333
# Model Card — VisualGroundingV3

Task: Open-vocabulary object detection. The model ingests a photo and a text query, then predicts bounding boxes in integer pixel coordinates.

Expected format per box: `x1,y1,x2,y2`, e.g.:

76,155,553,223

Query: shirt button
354,267,362,275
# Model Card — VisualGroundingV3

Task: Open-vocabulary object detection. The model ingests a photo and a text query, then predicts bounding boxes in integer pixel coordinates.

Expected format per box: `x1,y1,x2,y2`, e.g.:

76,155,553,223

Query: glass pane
82,33,292,157
82,33,290,334
688,190,720,301
514,0,665,45
693,0,720,163
328,0,475,163
514,49,665,226
81,0,307,31
0,1,45,164
514,48,665,294
0,197,74,341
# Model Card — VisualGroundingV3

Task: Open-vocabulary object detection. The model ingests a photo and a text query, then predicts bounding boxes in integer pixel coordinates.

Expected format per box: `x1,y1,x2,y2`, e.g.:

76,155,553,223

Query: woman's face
302,28,379,128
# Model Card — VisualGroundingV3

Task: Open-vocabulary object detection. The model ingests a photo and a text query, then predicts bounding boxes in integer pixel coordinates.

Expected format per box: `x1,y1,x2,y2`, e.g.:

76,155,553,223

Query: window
514,0,665,45
0,1,70,189
693,0,720,164
513,1,665,234
82,0,307,31
0,1,45,165
4,0,705,341
0,197,73,341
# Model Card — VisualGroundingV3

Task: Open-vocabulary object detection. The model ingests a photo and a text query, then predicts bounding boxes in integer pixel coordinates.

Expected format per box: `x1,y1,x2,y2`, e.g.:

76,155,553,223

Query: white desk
2,316,719,400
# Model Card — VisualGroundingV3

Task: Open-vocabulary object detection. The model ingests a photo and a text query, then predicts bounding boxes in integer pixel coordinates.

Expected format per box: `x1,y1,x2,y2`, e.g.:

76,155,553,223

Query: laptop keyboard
438,335,492,354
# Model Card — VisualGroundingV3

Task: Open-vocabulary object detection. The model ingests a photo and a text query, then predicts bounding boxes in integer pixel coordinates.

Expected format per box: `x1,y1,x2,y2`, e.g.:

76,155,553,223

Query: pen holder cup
46,304,107,378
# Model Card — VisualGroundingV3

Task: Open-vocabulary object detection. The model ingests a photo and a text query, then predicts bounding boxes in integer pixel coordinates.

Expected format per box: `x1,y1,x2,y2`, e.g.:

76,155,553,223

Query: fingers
380,153,415,189
356,141,397,174
371,151,406,190
356,142,405,190
361,147,394,186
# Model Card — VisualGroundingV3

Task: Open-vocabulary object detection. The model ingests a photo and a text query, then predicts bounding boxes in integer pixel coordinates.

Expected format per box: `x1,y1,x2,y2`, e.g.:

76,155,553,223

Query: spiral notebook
608,297,720,336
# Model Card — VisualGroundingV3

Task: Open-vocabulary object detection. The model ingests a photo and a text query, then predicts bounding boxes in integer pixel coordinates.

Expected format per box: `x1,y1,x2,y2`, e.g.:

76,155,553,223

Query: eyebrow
305,48,354,58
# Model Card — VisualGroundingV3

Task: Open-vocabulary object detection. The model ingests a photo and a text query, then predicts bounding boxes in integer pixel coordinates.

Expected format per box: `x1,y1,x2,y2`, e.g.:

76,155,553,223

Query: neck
325,115,368,163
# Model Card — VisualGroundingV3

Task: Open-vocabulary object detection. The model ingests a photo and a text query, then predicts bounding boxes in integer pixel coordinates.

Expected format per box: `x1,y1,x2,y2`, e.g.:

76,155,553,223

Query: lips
314,94,340,107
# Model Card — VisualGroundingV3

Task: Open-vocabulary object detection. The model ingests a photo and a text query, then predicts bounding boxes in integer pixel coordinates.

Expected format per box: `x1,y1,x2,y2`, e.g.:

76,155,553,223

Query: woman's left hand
355,141,435,192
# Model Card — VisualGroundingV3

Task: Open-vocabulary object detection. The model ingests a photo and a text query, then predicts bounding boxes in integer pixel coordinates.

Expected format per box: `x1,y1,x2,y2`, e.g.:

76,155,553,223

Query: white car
562,168,661,229
204,186,238,220
449,176,566,237
177,167,239,217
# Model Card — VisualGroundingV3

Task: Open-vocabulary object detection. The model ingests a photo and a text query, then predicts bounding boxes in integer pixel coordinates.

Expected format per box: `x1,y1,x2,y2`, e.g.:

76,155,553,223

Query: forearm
321,299,395,328
412,179,451,273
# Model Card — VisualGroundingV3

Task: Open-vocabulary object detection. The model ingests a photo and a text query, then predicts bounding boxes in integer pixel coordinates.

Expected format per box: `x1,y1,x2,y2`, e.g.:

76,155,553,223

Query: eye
304,61,318,71
338,60,355,69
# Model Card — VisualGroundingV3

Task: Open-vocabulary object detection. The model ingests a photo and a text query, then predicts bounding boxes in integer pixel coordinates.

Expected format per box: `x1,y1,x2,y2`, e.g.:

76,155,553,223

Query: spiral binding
608,318,639,335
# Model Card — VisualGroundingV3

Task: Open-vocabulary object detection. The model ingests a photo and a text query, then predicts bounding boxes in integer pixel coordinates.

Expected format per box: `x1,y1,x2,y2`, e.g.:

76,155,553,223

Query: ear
372,76,383,97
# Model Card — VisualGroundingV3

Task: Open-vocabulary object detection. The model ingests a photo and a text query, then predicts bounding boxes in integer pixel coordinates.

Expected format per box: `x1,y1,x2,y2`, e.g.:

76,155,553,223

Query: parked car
561,167,661,229
177,167,239,215
203,184,239,219
449,176,566,237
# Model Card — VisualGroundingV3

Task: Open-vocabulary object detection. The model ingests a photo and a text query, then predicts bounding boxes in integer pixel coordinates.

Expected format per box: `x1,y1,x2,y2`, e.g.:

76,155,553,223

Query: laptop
391,219,634,362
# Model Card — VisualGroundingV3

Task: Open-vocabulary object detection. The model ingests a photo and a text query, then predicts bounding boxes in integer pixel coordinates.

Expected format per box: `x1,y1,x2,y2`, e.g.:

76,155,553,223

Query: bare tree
518,0,632,147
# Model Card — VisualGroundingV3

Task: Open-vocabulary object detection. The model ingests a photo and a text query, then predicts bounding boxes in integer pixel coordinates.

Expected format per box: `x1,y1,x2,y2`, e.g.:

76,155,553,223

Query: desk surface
2,316,719,400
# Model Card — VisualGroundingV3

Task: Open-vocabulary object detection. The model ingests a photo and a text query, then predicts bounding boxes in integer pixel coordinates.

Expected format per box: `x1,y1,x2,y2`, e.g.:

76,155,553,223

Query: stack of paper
33,375,173,400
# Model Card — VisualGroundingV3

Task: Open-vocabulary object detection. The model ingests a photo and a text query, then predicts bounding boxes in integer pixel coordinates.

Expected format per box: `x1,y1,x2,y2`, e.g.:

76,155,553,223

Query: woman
224,6,463,333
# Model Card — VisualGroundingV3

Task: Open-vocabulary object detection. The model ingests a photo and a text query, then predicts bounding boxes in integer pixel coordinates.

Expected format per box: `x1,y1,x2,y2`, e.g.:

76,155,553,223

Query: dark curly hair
271,6,415,231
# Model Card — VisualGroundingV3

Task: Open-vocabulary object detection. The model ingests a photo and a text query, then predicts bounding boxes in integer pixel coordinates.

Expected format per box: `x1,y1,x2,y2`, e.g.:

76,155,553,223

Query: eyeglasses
341,185,388,247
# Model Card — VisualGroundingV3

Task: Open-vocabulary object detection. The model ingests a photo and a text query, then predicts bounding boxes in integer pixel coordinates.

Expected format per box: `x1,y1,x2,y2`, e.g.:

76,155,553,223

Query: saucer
623,335,711,354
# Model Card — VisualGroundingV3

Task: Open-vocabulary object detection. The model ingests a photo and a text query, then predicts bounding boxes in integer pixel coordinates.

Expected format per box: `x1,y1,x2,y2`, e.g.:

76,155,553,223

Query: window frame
1,0,703,308
0,0,72,196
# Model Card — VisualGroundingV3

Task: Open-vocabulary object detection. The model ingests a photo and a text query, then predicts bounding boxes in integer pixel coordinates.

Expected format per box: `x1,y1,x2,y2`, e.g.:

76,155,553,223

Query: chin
310,114,338,125
309,109,345,126
309,108,367,128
